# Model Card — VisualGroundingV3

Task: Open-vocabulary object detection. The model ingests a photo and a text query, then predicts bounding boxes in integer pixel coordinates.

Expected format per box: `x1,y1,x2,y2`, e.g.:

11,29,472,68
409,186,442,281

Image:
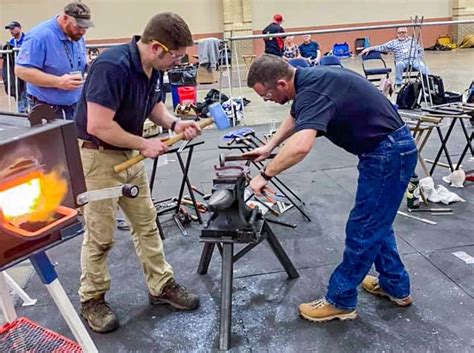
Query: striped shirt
374,37,423,62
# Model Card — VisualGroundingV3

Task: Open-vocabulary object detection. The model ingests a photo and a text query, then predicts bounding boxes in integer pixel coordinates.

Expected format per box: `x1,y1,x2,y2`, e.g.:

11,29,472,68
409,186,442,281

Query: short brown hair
247,54,293,88
141,12,193,49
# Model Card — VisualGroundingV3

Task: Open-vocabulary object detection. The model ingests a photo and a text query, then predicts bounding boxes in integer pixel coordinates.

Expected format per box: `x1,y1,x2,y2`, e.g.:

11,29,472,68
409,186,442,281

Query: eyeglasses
152,40,185,60
262,88,273,100
397,31,407,34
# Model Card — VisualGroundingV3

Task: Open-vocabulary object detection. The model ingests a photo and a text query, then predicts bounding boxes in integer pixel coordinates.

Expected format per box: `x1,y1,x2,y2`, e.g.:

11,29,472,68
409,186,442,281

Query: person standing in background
15,2,93,120
262,13,285,57
3,21,27,112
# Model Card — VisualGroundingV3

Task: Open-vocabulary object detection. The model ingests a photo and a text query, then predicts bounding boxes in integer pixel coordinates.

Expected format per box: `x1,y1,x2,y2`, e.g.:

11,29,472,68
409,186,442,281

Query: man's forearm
149,102,177,130
15,66,60,88
265,129,317,176
265,114,296,150
91,121,146,150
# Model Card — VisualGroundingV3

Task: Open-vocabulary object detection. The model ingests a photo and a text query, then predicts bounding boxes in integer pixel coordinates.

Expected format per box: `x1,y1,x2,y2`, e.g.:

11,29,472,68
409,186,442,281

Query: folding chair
319,55,343,67
361,51,392,84
288,58,309,68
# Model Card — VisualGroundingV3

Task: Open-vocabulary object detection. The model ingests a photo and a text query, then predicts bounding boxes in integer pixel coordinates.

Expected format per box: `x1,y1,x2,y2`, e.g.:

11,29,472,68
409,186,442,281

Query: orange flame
0,168,68,227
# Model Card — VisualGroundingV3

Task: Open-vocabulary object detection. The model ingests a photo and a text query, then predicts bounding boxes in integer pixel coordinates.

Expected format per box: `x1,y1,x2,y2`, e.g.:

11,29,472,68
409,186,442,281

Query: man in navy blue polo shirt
245,55,416,322
3,21,27,112
15,2,93,120
299,34,321,66
74,12,202,333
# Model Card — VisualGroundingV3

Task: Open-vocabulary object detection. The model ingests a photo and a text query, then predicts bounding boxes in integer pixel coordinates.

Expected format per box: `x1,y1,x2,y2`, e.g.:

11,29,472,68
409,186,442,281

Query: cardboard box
196,66,219,84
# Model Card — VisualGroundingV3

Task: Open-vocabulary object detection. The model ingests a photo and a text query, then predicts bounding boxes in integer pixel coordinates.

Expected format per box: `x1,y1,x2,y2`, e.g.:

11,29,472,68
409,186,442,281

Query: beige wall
253,0,452,28
0,0,224,43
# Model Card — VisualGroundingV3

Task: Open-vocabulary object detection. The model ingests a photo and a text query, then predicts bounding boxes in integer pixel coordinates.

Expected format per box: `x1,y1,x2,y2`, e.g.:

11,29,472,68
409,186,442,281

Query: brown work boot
149,279,200,310
298,298,357,323
80,295,119,333
362,275,412,307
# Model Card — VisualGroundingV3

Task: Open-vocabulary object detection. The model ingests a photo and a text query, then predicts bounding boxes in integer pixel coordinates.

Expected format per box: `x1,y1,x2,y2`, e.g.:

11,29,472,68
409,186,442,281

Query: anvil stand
197,219,299,351
0,250,98,353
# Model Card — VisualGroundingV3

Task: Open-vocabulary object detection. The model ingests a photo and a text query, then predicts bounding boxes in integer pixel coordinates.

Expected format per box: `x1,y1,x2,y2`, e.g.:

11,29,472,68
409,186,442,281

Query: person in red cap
262,13,285,56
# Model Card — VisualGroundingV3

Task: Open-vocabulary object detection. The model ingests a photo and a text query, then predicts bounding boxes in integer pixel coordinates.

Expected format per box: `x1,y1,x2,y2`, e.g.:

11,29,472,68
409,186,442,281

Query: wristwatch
260,167,272,181
170,120,178,132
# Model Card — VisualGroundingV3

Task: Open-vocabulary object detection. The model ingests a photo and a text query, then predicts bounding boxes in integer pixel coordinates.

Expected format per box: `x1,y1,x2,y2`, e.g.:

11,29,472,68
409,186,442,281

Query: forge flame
0,168,68,227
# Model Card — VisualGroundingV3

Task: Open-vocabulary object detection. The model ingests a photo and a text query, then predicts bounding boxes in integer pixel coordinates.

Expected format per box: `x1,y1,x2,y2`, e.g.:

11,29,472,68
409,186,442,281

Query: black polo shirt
75,36,164,149
290,66,404,155
262,23,284,56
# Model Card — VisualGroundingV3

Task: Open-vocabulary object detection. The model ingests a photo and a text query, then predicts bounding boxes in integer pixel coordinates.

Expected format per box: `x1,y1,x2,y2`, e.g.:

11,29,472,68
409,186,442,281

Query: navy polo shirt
16,16,86,106
290,67,403,155
299,41,320,59
75,36,164,149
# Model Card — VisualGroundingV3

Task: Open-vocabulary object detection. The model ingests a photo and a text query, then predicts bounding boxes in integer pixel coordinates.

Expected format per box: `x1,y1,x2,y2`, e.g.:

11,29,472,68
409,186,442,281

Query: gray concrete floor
0,49,473,352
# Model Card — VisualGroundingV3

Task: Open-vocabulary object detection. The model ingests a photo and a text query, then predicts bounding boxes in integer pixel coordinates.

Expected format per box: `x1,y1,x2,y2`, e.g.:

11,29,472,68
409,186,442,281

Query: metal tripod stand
197,218,299,351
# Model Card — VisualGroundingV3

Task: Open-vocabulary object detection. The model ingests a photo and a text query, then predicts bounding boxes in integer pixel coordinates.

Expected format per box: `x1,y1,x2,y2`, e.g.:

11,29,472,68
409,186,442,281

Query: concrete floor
0,49,473,352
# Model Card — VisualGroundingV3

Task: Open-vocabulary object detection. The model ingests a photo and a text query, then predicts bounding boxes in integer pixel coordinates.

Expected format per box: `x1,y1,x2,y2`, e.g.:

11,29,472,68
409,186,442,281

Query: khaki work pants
78,145,173,302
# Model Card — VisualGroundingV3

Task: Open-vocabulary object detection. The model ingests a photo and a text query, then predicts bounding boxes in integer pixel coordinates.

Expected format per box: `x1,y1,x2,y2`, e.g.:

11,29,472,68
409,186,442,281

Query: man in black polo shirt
244,55,416,322
74,12,201,333
262,13,285,56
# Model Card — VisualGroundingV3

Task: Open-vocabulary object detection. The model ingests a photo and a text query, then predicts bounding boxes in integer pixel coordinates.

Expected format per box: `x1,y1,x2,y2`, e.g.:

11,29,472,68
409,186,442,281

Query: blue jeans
395,58,429,85
325,125,417,310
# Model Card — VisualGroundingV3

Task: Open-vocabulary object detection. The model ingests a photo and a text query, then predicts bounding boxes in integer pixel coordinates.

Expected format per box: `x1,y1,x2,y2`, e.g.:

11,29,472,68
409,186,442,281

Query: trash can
168,66,197,109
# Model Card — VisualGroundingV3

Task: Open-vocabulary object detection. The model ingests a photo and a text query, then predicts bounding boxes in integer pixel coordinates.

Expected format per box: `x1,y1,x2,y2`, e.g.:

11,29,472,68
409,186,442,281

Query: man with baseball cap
262,13,285,56
3,20,27,112
15,2,94,120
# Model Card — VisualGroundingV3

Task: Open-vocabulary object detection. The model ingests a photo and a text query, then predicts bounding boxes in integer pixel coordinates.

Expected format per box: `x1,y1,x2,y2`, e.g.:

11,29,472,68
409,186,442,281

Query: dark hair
247,54,294,88
141,12,193,49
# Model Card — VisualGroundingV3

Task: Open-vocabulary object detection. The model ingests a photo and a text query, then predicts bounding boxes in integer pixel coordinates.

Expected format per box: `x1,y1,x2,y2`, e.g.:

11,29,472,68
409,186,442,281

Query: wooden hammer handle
113,118,214,173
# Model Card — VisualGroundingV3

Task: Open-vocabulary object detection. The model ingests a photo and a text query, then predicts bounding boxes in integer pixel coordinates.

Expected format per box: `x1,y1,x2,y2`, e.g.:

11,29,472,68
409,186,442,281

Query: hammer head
208,103,230,130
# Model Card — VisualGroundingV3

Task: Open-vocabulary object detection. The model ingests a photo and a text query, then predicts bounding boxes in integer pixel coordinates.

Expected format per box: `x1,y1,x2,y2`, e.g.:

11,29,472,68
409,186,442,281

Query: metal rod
228,19,474,41
397,211,437,225
219,243,234,351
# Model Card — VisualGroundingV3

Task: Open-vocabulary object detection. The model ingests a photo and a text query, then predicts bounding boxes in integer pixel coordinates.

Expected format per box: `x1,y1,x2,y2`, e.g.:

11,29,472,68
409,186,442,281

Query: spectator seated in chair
282,36,300,62
299,34,321,66
361,27,429,88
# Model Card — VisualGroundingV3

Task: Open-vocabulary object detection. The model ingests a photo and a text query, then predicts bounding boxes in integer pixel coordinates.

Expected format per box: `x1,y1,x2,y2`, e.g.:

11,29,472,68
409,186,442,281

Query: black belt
27,95,76,110
80,140,130,152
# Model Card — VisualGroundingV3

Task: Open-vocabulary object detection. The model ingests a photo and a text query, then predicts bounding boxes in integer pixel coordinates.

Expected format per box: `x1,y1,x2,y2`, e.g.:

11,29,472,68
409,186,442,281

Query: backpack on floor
396,81,422,110
332,42,351,58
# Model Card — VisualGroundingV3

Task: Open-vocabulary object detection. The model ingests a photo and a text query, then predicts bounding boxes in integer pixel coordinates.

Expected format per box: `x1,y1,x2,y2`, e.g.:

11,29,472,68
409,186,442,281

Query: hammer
218,153,277,167
113,103,229,173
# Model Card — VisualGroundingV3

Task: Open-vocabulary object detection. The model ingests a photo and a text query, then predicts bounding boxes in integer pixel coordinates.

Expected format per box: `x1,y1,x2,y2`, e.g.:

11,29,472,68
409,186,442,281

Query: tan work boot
298,298,358,323
362,275,412,307
149,279,200,310
80,294,119,333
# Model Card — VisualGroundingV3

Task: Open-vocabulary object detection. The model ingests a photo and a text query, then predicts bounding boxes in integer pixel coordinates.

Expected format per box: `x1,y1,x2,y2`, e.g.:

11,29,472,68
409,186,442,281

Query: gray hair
247,54,294,88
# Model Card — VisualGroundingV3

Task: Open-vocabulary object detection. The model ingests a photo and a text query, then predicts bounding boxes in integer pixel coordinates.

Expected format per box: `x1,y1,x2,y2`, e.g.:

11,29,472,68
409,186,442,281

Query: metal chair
319,55,343,67
361,51,392,84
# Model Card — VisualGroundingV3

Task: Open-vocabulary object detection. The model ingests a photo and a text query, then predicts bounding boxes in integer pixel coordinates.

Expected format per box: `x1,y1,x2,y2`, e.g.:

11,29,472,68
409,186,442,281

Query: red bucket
177,86,196,104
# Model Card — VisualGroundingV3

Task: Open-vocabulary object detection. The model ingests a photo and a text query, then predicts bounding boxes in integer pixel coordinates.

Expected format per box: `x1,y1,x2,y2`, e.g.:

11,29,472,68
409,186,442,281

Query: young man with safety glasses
74,12,201,333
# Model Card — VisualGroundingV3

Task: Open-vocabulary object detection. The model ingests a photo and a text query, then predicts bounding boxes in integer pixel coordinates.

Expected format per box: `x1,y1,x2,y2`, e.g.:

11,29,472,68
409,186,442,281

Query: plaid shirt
374,37,423,62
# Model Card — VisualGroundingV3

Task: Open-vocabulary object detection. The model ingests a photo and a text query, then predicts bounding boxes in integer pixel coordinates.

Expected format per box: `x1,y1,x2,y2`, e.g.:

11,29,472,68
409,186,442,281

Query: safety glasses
152,40,185,60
